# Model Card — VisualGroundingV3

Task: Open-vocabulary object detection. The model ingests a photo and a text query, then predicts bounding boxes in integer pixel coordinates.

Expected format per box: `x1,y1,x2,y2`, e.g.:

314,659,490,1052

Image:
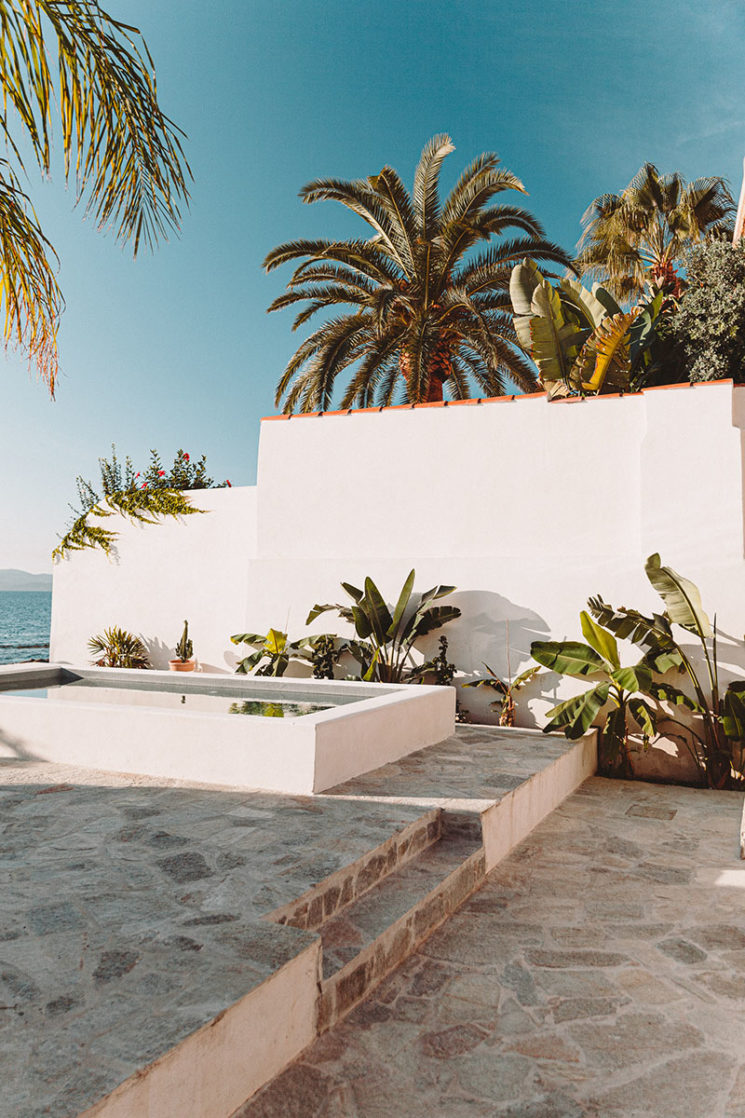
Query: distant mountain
0,569,53,591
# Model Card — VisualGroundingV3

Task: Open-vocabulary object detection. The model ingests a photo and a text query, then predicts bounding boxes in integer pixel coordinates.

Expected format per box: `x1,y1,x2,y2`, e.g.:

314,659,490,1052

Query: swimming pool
0,664,455,793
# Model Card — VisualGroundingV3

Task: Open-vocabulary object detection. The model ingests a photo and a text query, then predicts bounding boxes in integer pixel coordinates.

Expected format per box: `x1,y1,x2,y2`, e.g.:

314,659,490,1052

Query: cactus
176,619,193,662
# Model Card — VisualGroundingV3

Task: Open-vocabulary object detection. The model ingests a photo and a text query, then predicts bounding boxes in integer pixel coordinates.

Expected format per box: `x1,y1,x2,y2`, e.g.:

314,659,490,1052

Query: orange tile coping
260,381,739,421
642,378,733,393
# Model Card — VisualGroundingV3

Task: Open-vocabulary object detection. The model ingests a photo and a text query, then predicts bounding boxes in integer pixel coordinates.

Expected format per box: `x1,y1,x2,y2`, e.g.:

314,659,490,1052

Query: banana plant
230,628,318,676
588,554,745,788
463,663,540,726
510,260,631,397
531,611,658,776
307,569,460,683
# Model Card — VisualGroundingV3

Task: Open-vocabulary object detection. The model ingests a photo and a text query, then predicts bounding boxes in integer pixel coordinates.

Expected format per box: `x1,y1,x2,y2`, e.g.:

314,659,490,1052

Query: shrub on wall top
672,239,745,384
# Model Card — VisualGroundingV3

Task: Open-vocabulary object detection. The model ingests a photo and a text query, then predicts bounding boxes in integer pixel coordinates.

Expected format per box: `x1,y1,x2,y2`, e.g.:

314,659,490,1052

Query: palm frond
0,160,62,392
412,133,454,239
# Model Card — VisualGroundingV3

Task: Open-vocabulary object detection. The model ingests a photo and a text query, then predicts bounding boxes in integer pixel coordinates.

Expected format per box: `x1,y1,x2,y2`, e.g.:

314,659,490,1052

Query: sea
0,591,52,665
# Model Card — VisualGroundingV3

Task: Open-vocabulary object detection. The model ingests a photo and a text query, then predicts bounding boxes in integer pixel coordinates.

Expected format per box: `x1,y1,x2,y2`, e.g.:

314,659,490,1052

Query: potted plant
88,626,151,669
169,620,195,672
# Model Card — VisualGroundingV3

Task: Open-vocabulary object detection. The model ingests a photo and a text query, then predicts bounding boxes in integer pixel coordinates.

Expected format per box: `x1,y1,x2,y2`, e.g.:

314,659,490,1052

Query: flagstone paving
236,777,745,1118
0,726,581,1118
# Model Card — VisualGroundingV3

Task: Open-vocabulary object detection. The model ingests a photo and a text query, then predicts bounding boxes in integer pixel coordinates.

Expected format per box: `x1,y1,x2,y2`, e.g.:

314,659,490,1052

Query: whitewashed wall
50,488,256,673
51,381,745,724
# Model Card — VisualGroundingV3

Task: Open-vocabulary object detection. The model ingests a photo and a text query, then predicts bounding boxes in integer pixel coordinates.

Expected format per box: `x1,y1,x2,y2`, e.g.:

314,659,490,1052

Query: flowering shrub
54,446,231,560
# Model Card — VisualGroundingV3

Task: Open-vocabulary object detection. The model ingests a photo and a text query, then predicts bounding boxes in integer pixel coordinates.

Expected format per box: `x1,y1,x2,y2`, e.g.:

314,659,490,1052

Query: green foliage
88,626,151,669
410,635,458,687
307,570,461,683
510,259,641,397
671,239,745,384
265,134,572,411
309,634,343,680
585,555,745,788
230,628,318,677
53,446,228,560
0,2,190,389
463,662,540,726
531,610,656,776
575,163,735,302
175,620,193,662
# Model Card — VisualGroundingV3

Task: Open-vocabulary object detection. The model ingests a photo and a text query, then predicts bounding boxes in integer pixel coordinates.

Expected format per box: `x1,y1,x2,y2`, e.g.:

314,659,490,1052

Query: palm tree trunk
399,341,452,402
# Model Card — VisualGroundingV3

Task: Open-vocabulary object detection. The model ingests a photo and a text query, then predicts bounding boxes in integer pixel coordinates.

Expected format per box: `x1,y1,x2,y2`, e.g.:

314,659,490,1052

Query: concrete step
317,828,485,1030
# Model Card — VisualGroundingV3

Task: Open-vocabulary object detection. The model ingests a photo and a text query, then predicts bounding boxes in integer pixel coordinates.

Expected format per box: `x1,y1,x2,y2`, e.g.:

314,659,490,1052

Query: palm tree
576,163,735,302
0,2,190,393
265,136,572,412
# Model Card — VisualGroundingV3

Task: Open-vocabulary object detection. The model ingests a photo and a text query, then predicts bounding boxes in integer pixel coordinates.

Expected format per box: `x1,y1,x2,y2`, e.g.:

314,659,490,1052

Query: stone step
265,807,443,932
318,829,485,1030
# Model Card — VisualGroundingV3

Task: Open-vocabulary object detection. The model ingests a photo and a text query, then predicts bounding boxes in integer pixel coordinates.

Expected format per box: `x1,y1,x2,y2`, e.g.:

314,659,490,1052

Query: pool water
0,677,348,718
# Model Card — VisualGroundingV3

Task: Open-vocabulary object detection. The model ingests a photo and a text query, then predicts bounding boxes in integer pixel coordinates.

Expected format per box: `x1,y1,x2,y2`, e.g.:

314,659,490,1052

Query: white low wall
51,381,745,726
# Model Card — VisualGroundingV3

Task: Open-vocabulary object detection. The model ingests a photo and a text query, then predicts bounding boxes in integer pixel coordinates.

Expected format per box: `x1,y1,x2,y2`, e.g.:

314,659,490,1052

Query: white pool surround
0,664,455,793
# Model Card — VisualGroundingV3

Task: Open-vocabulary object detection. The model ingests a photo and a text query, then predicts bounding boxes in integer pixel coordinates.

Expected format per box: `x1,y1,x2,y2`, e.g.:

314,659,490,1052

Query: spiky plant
88,626,151,669
265,135,572,411
0,2,190,391
576,163,735,302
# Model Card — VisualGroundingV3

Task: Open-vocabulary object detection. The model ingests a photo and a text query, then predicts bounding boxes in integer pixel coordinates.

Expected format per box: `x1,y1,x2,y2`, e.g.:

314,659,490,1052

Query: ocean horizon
0,590,52,665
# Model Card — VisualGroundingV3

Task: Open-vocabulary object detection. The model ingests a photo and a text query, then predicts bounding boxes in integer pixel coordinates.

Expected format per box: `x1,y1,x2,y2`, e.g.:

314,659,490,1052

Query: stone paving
0,725,579,1118
325,725,576,812
0,758,427,1118
238,777,745,1118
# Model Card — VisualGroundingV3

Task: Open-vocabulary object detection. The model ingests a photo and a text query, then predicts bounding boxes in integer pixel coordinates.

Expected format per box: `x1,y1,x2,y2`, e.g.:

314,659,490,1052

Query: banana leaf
235,650,263,675
362,576,393,643
648,680,703,712
341,581,364,603
587,596,678,655
574,310,638,394
580,610,619,669
611,663,653,694
351,603,373,641
230,631,268,646
531,639,606,677
722,682,745,741
463,663,507,694
307,602,344,624
265,628,287,655
644,553,713,638
543,682,610,738
590,283,622,317
405,603,461,643
628,696,657,737
513,665,541,689
558,277,610,330
509,259,543,316
388,568,415,636
417,583,458,607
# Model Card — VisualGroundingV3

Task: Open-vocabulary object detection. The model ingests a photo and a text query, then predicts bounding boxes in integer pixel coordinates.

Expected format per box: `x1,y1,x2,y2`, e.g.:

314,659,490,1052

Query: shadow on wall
0,726,37,763
436,590,550,728
143,637,172,671
141,635,240,675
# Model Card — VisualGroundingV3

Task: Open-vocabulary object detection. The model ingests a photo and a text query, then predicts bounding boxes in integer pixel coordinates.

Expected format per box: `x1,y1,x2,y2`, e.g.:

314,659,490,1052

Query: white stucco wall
50,381,745,725
50,487,257,672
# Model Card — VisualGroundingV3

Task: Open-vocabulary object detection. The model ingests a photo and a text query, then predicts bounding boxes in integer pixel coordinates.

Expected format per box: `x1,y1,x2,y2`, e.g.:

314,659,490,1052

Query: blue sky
2,0,744,570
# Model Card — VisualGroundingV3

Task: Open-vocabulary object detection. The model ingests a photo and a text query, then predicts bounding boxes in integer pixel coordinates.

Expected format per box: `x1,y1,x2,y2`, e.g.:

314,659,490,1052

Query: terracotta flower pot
168,659,196,672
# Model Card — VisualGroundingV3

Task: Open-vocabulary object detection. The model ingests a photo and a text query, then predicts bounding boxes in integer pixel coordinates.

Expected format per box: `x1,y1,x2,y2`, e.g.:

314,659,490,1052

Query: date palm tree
265,136,571,411
576,163,735,302
0,1,190,393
